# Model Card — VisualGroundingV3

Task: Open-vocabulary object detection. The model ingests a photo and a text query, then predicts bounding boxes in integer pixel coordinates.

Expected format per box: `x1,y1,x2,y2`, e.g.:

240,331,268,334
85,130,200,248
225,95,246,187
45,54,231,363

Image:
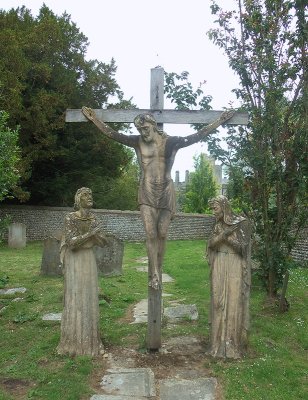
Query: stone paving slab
164,304,198,322
159,377,217,400
162,336,204,355
135,267,174,284
131,299,148,324
161,273,174,283
135,257,148,264
100,368,156,397
135,266,148,272
42,312,62,321
131,299,198,324
91,396,146,400
0,287,27,295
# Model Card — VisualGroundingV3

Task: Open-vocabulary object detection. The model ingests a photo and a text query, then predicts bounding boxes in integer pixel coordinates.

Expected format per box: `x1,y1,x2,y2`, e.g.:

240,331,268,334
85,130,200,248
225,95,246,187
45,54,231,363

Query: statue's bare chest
139,139,166,164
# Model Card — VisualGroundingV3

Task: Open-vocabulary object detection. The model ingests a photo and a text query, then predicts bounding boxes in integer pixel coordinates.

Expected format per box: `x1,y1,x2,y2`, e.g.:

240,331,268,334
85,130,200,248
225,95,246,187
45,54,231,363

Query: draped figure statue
57,187,107,356
207,195,251,359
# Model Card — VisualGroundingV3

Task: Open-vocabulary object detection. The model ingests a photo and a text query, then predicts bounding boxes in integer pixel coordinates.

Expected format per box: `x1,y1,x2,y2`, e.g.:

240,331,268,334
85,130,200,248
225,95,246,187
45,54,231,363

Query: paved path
89,257,217,399
90,311,216,399
42,255,218,399
90,369,216,399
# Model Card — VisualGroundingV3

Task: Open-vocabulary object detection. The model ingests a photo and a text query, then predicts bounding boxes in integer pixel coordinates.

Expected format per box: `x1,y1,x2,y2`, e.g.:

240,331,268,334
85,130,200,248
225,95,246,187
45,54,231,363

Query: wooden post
147,67,164,351
279,270,290,312
150,66,164,131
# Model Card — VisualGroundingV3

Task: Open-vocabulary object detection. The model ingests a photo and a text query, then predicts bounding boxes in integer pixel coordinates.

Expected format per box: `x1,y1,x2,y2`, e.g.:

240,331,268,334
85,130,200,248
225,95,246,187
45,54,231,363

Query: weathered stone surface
135,266,147,272
135,256,148,264
11,297,23,302
207,195,251,359
131,299,148,324
159,377,217,400
100,368,156,397
57,188,104,357
8,222,26,248
135,266,174,283
164,304,198,322
162,273,174,283
162,336,204,356
0,287,27,295
42,313,62,321
0,206,219,243
40,237,62,276
91,396,145,400
93,236,123,276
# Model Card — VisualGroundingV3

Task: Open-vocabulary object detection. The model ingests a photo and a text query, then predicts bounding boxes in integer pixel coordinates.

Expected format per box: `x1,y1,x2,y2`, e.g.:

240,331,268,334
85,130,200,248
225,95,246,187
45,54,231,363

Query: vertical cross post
150,67,164,130
147,67,164,351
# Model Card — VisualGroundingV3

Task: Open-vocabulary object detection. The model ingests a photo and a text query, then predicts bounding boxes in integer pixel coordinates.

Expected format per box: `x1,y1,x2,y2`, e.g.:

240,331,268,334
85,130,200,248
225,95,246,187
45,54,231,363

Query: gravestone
93,235,123,276
8,222,26,248
40,237,62,276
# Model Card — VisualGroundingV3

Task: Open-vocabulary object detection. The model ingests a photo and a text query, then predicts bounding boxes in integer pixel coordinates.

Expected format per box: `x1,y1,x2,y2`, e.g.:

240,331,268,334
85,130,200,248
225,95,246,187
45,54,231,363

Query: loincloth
138,179,176,215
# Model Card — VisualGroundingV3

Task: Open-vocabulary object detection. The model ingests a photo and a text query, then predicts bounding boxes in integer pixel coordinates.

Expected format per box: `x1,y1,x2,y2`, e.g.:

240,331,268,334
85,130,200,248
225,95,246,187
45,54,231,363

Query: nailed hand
220,109,235,122
82,106,96,121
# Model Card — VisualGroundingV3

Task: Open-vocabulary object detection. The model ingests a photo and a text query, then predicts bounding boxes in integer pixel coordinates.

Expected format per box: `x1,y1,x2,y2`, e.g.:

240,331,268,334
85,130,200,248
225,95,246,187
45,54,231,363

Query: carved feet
149,274,160,290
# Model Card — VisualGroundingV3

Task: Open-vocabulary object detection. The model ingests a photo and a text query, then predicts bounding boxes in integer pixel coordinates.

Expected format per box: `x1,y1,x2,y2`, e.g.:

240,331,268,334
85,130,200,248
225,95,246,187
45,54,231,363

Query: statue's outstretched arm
176,110,235,148
82,106,136,147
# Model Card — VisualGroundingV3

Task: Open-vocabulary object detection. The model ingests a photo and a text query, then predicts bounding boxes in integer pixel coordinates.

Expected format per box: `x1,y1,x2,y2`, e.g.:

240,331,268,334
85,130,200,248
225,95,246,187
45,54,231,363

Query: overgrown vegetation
0,5,136,208
183,153,219,213
0,111,20,202
0,241,307,399
207,0,307,297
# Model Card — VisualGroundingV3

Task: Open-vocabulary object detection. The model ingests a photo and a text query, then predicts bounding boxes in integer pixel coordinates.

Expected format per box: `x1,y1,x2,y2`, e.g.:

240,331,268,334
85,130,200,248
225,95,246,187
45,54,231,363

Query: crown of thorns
134,113,157,129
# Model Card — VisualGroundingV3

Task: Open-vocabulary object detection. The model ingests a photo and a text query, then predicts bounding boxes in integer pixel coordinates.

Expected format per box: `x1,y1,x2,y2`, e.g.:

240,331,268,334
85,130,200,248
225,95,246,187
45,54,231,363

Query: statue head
134,113,167,142
134,113,157,130
208,195,234,224
74,187,93,210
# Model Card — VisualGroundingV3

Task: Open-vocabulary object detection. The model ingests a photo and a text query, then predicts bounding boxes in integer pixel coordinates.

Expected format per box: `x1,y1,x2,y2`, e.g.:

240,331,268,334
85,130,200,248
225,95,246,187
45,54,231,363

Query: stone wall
1,205,307,263
290,227,308,264
0,205,215,242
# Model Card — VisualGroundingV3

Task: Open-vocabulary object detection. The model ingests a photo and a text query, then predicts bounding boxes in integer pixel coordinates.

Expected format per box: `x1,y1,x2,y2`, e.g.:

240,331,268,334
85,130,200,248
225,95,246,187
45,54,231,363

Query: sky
2,0,239,181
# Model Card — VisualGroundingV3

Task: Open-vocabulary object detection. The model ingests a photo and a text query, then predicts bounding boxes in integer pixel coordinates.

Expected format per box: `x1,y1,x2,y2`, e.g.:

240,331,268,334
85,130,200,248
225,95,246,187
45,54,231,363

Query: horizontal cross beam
65,109,248,125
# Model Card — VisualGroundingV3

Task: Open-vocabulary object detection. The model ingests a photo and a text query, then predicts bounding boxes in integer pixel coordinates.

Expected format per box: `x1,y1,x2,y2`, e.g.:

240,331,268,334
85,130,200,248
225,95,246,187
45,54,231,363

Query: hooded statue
207,195,251,359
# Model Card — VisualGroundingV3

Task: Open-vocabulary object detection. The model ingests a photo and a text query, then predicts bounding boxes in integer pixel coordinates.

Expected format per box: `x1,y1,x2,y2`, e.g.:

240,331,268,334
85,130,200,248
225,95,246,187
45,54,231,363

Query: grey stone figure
207,195,251,359
82,107,235,290
57,187,107,356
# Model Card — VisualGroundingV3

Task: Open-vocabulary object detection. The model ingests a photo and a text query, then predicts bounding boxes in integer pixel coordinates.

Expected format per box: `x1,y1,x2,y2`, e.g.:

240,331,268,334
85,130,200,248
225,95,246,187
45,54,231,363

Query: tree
164,70,212,114
163,70,223,214
183,153,218,213
208,0,307,297
0,5,135,206
93,158,139,210
0,111,20,202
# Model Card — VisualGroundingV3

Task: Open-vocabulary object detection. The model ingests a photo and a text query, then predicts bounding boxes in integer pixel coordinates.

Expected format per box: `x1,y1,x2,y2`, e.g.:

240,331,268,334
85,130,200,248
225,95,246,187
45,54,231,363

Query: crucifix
66,67,248,351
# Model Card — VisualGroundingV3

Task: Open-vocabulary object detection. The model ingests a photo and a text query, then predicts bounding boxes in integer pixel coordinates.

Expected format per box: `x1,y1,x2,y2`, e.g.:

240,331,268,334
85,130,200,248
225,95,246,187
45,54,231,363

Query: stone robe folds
138,178,176,216
207,217,251,359
57,212,103,356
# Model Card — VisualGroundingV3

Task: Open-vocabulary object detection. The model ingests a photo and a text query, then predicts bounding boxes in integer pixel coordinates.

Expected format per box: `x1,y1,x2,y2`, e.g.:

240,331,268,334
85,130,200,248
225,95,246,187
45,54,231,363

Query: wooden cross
66,67,248,126
66,67,248,351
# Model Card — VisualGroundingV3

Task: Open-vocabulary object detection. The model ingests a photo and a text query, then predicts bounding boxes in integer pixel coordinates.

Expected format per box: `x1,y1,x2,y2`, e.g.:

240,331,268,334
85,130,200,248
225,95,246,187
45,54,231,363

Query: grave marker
8,222,26,248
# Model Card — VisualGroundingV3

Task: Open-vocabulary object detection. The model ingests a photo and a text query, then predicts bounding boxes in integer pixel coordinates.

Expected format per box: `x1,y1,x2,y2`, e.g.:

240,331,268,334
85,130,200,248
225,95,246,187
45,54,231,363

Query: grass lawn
0,240,307,399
